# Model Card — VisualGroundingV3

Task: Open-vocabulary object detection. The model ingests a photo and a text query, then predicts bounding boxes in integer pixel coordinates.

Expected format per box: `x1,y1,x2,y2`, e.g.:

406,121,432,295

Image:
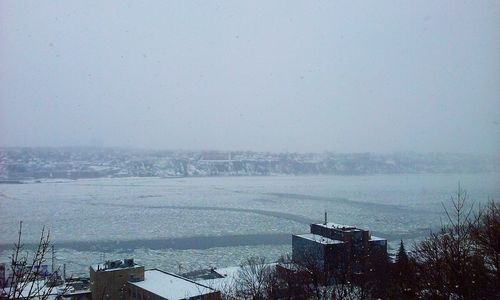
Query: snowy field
1,173,499,275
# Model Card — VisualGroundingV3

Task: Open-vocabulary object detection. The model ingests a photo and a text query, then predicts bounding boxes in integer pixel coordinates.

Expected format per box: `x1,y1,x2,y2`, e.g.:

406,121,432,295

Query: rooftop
295,233,344,245
369,236,387,242
197,264,276,295
314,222,363,232
3,280,62,300
129,269,216,299
181,268,224,281
90,259,142,272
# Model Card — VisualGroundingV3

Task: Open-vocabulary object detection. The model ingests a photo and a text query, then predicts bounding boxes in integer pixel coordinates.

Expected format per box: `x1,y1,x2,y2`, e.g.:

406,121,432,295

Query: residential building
90,259,144,300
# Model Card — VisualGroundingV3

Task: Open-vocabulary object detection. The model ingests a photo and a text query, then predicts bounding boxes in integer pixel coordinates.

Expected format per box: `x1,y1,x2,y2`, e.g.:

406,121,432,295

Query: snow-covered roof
90,259,142,272
129,269,216,299
3,280,61,300
91,265,142,272
295,233,344,245
314,222,360,231
369,236,387,242
197,264,277,295
196,266,240,292
211,266,241,279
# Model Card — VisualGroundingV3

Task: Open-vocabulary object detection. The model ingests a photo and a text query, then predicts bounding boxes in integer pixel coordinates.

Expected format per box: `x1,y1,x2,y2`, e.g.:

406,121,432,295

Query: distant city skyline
1,1,499,154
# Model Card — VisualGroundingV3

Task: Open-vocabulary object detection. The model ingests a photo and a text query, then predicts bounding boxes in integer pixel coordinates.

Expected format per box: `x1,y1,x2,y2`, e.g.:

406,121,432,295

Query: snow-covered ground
0,173,499,275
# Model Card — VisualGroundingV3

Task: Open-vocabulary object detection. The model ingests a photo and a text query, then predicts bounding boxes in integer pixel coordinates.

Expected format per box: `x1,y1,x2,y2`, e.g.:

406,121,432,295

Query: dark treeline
229,187,499,299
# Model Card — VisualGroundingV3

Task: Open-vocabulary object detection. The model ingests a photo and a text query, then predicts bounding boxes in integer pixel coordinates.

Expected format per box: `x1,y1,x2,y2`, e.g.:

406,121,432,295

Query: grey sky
1,1,499,153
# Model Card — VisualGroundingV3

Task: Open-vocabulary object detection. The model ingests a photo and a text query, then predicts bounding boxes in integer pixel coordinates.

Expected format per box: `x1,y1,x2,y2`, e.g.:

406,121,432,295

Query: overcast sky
0,1,499,153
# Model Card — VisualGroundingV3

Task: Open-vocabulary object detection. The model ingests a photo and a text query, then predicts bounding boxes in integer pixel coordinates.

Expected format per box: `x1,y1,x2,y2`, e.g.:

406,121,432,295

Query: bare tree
472,200,500,278
234,256,273,300
471,199,500,297
266,254,316,299
329,280,363,300
1,221,63,300
413,185,489,299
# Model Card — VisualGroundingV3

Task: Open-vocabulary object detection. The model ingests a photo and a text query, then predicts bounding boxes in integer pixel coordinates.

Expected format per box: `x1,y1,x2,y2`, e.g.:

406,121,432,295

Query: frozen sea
1,173,499,275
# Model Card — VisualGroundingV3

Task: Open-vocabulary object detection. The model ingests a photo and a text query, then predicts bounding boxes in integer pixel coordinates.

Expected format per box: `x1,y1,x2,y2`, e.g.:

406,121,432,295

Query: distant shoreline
1,170,499,184
0,180,24,184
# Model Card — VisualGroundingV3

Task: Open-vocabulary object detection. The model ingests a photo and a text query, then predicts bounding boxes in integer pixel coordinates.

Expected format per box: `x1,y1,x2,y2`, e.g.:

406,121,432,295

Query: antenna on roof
324,210,328,225
51,245,55,274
